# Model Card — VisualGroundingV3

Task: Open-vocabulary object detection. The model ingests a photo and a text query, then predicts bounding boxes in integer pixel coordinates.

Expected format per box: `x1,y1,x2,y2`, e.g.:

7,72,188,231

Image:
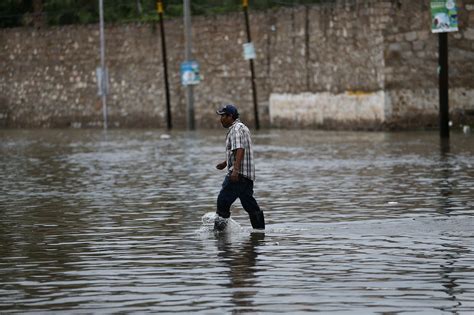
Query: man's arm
230,148,244,182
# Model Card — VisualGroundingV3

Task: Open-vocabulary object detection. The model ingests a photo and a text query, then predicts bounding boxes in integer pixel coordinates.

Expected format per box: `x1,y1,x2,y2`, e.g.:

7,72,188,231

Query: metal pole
99,0,108,129
439,32,449,138
243,0,260,130
183,0,195,130
157,0,172,130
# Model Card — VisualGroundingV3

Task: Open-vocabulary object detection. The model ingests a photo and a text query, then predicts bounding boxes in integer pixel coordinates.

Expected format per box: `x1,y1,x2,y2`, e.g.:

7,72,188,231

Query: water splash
198,212,242,234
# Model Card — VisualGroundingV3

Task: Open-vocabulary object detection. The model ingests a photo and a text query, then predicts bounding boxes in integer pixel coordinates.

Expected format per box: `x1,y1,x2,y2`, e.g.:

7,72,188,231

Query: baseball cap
216,104,239,118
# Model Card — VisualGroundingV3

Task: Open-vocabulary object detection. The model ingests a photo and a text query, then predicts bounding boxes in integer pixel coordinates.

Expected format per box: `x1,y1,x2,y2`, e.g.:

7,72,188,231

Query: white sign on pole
243,42,256,60
96,67,109,96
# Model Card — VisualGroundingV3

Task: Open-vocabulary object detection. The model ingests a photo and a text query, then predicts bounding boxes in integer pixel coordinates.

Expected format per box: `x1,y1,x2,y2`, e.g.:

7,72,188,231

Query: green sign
431,0,458,33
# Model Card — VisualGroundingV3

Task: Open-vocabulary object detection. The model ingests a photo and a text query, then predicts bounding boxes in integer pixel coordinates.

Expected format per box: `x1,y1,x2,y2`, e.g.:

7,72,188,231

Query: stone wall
0,13,271,129
382,0,474,129
0,0,473,129
269,0,474,130
269,1,389,130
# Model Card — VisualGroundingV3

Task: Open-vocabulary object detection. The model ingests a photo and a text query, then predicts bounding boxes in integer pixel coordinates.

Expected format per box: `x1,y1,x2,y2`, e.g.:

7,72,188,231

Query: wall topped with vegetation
1,0,473,129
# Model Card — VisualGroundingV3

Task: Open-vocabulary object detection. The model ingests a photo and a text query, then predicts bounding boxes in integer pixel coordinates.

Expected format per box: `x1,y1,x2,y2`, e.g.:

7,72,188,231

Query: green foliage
0,0,31,28
0,0,336,28
165,3,184,18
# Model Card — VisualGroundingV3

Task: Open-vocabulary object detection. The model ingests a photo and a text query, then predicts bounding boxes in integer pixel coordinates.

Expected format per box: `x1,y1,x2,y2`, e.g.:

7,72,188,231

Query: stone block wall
0,0,473,129
270,0,474,130
382,0,474,128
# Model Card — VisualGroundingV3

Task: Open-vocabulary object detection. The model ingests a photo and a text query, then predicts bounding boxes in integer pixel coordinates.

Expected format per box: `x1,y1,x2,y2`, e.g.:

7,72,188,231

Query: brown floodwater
1,129,473,313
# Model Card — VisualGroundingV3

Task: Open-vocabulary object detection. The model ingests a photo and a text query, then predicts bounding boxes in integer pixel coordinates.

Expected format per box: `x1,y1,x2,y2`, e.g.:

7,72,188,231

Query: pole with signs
242,0,260,130
98,0,108,129
431,0,458,139
157,0,172,130
183,0,195,130
439,33,449,138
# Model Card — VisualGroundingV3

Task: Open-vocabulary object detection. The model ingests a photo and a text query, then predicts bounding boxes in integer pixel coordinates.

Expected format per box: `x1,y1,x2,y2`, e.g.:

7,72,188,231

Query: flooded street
1,129,474,314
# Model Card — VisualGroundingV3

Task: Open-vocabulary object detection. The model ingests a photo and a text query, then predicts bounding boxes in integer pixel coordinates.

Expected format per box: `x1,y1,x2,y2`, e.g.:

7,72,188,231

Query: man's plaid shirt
225,119,255,181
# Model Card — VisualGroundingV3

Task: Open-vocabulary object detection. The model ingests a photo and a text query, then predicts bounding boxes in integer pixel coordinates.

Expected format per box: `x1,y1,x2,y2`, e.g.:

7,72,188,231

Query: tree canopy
0,0,334,28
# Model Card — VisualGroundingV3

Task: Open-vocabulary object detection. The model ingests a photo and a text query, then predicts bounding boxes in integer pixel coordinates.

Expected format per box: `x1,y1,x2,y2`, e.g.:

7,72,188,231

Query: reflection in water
216,232,264,312
1,129,474,313
427,138,467,315
438,239,468,315
438,138,454,216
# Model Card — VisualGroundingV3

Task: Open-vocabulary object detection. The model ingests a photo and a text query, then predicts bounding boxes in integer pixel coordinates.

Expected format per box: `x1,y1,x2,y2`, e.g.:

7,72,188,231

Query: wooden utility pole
242,0,260,130
438,32,449,138
430,0,457,139
99,0,108,129
157,0,172,129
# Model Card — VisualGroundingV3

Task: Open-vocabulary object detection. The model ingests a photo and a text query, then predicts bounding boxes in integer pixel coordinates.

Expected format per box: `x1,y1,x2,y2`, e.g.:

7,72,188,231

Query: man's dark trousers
216,175,265,230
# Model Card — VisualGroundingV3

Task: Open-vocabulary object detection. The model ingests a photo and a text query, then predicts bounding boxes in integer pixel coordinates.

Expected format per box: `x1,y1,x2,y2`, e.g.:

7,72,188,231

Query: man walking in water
214,104,265,231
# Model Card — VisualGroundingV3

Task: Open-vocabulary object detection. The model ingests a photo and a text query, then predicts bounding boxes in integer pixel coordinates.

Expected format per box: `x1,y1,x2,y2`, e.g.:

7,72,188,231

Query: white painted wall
269,91,386,127
269,88,474,128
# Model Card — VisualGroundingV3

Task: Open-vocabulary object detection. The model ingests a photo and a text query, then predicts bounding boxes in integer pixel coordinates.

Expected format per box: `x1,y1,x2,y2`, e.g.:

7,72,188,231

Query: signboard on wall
96,67,108,96
431,0,458,33
180,60,201,86
243,42,256,60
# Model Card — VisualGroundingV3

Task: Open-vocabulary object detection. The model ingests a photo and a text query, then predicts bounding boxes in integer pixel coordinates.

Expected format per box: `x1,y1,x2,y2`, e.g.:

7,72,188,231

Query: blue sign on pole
180,60,201,86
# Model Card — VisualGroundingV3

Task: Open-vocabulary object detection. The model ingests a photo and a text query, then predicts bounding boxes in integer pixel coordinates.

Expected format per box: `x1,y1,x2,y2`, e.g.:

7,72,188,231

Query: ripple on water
1,129,474,313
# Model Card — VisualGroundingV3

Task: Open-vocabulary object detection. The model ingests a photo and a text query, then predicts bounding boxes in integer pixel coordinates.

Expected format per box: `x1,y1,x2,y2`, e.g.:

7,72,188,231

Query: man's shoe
214,216,228,232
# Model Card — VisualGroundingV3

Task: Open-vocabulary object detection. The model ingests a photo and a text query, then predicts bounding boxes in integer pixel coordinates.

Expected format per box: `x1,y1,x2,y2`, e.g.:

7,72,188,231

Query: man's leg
239,178,265,230
215,176,239,231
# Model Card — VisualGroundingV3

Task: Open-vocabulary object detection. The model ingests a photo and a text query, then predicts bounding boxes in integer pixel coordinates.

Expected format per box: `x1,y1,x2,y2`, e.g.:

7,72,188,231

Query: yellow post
157,0,163,14
243,0,248,8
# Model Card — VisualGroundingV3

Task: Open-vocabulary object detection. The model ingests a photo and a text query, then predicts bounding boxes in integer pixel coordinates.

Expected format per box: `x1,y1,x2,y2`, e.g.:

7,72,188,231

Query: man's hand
230,148,244,182
216,161,227,170
230,169,240,182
